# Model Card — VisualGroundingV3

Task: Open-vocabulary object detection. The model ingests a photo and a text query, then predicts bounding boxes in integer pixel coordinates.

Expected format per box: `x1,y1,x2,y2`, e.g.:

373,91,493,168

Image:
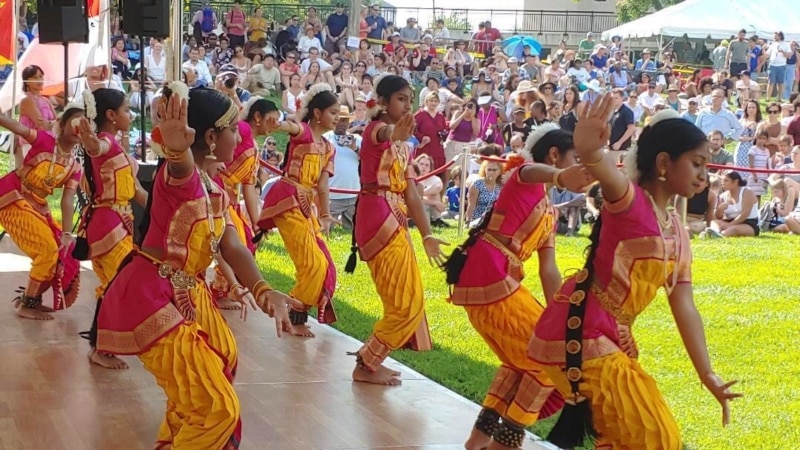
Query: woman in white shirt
297,25,322,59
706,171,760,237
144,41,166,84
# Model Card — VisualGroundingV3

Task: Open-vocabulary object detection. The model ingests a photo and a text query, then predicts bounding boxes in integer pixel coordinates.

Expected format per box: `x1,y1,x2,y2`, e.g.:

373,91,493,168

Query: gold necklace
43,143,73,188
198,169,220,255
645,190,672,230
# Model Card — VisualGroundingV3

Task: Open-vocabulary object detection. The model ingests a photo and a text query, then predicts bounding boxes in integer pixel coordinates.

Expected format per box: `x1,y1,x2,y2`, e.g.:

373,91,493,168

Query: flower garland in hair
623,109,680,183
150,81,191,159
367,73,388,118
523,122,560,163
296,83,333,122
81,90,98,125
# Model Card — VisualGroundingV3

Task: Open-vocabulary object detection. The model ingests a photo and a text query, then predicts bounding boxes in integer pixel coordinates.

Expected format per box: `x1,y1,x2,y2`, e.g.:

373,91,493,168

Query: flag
0,0,13,65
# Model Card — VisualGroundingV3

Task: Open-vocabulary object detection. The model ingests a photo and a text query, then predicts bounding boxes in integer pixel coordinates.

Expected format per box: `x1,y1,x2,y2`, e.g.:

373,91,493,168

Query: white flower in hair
167,81,190,102
82,90,97,121
296,83,334,122
522,122,560,163
625,109,682,182
242,96,263,120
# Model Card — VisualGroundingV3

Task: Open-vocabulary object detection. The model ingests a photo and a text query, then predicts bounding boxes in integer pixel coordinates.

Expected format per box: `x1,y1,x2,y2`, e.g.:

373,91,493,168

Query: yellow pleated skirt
193,283,238,377
273,208,331,310
541,351,682,449
0,201,59,284
368,230,425,350
139,322,241,449
465,286,555,426
91,235,133,300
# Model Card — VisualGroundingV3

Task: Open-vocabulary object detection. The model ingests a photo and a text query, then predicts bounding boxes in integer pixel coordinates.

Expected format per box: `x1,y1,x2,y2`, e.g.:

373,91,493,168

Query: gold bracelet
552,169,565,189
251,280,273,301
230,283,243,293
422,234,435,242
163,147,186,162
582,153,604,167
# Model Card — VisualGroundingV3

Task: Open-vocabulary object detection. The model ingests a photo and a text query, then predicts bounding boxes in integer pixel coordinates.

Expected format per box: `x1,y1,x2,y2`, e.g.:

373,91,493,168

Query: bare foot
12,298,55,312
283,322,315,337
216,299,242,310
15,304,54,320
465,426,493,450
378,364,401,377
88,349,129,369
352,365,402,386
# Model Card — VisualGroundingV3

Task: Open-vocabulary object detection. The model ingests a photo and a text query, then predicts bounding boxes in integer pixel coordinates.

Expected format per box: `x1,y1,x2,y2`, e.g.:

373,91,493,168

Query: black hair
370,75,411,120
548,115,706,448
724,170,747,187
635,117,707,183
441,207,494,285
59,107,84,130
92,88,127,131
301,90,338,123
528,129,574,163
21,65,43,92
138,87,233,245
245,98,279,123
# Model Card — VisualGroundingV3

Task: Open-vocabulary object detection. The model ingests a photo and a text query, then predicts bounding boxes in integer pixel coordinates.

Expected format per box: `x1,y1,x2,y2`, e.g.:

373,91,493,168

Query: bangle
552,169,565,189
422,234,435,243
319,214,331,219
582,153,604,167
251,280,273,302
230,283,243,293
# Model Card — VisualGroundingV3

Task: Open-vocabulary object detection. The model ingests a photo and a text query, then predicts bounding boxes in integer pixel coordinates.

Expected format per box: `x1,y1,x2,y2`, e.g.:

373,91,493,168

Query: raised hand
703,373,743,427
574,93,615,155
157,94,195,152
423,236,449,267
77,117,102,154
263,115,281,134
390,114,415,142
558,165,596,193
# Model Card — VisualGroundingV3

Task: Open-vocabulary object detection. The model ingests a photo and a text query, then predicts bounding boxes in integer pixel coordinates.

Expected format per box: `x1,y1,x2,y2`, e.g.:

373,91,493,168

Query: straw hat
516,80,537,93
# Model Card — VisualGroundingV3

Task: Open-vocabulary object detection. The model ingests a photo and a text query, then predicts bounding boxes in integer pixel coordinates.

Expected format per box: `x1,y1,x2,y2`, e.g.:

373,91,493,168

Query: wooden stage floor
0,238,554,450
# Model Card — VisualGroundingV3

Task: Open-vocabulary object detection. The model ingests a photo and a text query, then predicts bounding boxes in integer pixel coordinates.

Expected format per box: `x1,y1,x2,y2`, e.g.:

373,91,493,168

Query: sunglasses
266,141,276,145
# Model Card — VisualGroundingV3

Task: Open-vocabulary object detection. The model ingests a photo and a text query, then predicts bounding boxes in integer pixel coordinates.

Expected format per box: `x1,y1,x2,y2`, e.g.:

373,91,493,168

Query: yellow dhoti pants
0,201,59,295
140,322,240,450
358,231,424,371
541,351,681,450
273,208,330,310
193,284,238,376
91,235,133,299
465,286,555,426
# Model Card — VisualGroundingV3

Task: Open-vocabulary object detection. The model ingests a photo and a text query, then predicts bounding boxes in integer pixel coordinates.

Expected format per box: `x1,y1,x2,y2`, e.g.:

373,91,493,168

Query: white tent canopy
601,0,800,41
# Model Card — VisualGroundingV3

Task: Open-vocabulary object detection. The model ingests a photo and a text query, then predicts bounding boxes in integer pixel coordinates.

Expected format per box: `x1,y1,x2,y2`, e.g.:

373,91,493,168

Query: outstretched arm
668,283,742,426
0,115,33,142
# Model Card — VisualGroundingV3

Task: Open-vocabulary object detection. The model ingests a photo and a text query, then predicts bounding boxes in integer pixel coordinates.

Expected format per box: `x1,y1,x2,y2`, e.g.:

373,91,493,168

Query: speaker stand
139,35,147,163
63,42,68,104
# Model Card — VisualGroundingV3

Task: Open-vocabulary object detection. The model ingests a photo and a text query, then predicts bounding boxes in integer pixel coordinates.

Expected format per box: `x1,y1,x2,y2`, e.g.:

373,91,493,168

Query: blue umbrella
502,36,542,59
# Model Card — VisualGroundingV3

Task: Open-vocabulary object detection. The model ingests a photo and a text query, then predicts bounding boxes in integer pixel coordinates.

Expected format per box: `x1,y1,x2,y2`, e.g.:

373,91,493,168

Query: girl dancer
210,98,280,309
96,84,294,449
257,84,339,337
529,100,742,449
443,125,594,450
76,88,148,369
0,106,84,320
346,75,447,385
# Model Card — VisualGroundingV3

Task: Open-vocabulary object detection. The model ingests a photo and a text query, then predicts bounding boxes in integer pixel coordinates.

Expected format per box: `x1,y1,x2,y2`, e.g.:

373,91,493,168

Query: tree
576,0,685,23
428,10,470,33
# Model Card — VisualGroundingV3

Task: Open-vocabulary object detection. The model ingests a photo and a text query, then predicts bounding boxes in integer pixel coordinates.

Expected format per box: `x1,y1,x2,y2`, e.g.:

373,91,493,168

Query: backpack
201,8,214,33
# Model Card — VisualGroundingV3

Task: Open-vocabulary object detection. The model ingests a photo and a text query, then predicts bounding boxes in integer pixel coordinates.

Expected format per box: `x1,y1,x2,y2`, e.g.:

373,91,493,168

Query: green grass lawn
255,226,800,450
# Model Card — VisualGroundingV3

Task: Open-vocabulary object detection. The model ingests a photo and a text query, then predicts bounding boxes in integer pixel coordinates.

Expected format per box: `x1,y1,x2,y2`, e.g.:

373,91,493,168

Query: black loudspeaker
122,0,171,38
132,161,159,243
37,0,89,44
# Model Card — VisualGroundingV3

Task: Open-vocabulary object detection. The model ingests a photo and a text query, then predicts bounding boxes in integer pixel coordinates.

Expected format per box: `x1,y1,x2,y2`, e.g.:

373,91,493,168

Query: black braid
136,158,166,246
440,206,494,285
546,213,603,448
343,160,362,274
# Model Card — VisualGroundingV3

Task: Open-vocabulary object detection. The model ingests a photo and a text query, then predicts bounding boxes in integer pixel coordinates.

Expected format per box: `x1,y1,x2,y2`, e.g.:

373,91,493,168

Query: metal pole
169,0,182,81
457,146,469,237
9,0,19,168
139,34,146,162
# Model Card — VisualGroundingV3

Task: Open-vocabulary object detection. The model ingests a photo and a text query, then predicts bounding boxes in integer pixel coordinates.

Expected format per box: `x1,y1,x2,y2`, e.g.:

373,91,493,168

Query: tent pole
10,0,20,169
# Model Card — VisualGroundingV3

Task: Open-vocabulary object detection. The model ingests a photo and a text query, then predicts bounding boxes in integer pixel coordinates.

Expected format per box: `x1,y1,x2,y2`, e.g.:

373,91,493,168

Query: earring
205,143,217,161
255,120,262,127
658,170,666,182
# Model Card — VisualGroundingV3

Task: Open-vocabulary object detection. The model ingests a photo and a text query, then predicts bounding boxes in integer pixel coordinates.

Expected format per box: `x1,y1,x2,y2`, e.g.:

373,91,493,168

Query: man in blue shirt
748,36,762,73
365,4,387,49
324,2,349,55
